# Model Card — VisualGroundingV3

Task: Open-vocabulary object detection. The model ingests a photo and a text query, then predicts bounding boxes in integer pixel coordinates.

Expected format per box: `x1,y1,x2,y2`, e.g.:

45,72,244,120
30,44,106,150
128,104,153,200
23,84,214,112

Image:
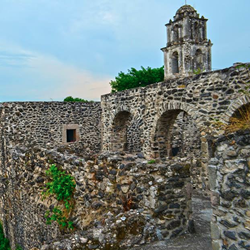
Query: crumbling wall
102,64,250,190
0,102,102,153
0,146,192,250
209,130,250,250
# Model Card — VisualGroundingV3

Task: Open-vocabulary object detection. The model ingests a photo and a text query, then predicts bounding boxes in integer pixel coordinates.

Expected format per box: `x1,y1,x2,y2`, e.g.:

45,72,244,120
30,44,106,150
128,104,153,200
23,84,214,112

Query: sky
0,0,249,102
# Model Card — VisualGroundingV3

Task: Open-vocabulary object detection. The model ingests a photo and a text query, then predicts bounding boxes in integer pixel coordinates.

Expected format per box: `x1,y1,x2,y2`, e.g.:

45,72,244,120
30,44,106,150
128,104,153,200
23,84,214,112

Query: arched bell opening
172,51,179,74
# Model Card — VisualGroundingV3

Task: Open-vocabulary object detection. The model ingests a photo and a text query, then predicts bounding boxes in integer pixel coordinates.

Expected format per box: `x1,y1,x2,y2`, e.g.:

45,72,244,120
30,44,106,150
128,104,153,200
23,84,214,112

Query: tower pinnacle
161,5,212,79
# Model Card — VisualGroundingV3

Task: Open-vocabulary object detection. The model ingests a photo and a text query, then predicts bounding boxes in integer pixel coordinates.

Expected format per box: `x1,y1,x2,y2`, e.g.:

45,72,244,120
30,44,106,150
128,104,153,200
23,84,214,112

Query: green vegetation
110,66,164,92
0,223,10,250
236,63,250,96
0,223,22,250
43,164,76,230
64,96,93,102
45,207,73,229
147,159,156,164
193,68,204,75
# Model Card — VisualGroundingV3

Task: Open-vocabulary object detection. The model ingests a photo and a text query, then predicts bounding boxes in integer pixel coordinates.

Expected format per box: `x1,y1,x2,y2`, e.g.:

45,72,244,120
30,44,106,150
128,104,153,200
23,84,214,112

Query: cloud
29,54,112,101
0,43,111,101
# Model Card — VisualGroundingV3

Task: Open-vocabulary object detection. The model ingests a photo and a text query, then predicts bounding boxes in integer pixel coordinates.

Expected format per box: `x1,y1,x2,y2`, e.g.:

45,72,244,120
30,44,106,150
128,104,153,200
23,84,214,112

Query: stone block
224,231,237,240
211,222,220,240
208,165,217,191
210,192,220,206
212,240,222,250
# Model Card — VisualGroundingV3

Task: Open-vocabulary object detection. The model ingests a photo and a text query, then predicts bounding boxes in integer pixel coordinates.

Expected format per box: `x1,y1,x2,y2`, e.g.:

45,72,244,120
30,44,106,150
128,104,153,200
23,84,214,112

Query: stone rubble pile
0,146,193,250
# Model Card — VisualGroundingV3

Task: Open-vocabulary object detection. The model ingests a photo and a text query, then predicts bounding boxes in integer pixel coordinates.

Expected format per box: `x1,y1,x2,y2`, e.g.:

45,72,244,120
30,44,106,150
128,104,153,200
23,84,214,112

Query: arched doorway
152,109,201,160
110,111,131,152
110,111,142,153
151,108,212,245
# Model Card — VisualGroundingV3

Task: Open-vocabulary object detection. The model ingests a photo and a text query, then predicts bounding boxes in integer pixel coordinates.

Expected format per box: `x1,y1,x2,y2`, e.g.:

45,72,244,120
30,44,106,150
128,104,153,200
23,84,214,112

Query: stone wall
0,145,192,250
101,64,250,190
209,130,250,250
0,102,102,154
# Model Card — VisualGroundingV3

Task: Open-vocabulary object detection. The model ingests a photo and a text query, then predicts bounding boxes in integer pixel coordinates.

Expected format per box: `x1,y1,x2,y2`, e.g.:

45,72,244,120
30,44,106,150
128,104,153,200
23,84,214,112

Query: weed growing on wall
237,64,250,96
193,68,205,75
43,164,76,230
0,223,22,250
147,159,156,164
0,223,10,250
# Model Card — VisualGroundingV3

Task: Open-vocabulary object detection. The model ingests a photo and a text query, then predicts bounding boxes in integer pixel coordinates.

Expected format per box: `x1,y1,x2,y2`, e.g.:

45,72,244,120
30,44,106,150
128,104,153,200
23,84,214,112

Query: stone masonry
0,4,250,250
0,145,193,250
209,131,250,250
162,5,212,79
0,102,102,154
101,64,250,191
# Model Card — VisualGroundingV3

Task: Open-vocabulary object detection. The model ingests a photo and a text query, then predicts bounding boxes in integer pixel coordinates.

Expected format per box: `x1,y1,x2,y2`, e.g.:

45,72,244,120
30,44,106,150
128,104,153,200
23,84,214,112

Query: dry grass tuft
225,105,250,134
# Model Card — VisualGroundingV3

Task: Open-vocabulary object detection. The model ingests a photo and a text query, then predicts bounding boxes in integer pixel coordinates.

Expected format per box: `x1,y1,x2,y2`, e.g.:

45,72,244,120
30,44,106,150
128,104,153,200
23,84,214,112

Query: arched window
173,26,179,42
195,49,203,70
194,22,199,41
172,51,179,74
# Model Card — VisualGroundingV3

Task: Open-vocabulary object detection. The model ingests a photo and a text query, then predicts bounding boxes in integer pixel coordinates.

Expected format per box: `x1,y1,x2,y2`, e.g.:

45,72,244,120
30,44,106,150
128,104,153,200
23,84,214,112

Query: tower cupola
161,5,212,79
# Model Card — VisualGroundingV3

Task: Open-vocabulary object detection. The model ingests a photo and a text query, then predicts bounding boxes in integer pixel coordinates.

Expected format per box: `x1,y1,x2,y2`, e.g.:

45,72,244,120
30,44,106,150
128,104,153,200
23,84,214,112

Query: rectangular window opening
67,129,76,142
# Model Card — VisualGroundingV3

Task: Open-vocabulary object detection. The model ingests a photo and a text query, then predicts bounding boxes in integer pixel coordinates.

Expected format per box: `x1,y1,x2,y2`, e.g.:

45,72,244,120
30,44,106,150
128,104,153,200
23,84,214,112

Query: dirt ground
130,193,213,250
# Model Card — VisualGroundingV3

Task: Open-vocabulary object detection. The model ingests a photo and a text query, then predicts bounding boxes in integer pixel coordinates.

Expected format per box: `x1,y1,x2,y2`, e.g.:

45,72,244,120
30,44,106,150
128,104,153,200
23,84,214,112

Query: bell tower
161,5,212,79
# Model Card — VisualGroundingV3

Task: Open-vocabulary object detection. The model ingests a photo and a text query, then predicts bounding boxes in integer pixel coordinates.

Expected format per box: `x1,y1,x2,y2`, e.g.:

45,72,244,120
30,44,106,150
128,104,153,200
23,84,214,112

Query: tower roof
176,5,196,15
174,5,199,20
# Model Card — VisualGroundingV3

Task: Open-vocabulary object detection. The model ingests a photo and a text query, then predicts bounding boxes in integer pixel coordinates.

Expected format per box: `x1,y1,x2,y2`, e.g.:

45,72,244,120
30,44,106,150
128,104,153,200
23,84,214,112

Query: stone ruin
0,5,250,250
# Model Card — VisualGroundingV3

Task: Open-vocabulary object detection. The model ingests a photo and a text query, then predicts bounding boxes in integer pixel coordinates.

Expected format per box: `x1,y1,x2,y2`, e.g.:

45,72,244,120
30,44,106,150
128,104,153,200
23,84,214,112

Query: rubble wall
0,146,192,250
102,64,250,156
209,131,250,250
0,102,102,153
101,64,250,190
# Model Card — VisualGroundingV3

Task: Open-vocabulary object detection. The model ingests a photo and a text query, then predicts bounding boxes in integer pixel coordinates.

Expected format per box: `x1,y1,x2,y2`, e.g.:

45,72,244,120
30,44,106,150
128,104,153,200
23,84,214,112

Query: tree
63,96,93,103
110,66,164,92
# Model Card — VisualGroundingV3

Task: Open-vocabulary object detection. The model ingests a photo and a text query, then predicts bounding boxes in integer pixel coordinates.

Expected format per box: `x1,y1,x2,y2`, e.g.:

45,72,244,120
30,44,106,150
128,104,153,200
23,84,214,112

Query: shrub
43,164,76,230
63,96,93,103
110,66,164,92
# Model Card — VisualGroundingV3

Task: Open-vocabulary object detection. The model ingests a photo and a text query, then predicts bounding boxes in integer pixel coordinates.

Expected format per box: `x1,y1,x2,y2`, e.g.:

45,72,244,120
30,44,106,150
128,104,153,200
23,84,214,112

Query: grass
225,105,250,134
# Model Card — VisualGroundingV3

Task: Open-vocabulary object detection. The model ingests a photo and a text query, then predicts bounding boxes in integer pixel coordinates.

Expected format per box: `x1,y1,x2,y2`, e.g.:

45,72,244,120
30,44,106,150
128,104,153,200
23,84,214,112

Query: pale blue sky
0,0,249,101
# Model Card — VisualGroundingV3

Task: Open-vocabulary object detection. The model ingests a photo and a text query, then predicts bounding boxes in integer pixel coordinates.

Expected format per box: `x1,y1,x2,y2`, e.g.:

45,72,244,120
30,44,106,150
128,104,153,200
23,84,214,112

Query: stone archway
150,101,203,159
110,111,131,152
149,101,209,191
221,95,250,124
110,111,142,153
